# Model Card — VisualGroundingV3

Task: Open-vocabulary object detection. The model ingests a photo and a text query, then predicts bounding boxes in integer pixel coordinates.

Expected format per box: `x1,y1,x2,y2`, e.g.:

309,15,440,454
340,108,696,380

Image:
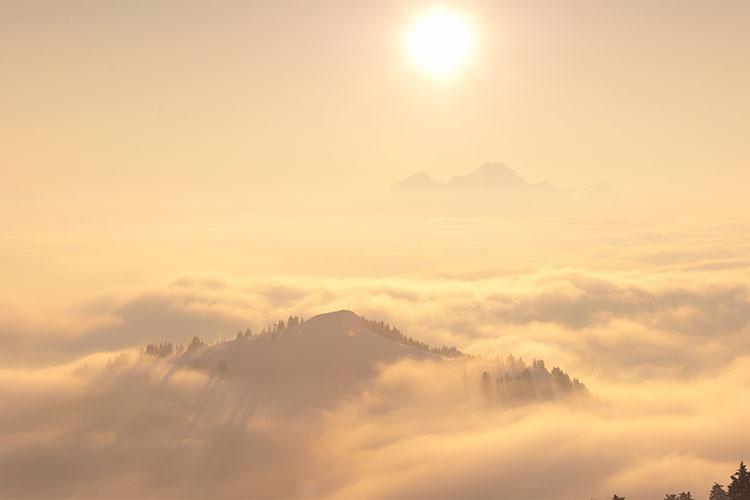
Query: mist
3,0,750,498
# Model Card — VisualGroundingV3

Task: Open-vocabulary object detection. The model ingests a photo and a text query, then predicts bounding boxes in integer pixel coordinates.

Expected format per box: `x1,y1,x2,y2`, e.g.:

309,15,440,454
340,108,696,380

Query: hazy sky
3,0,749,200
2,4,750,497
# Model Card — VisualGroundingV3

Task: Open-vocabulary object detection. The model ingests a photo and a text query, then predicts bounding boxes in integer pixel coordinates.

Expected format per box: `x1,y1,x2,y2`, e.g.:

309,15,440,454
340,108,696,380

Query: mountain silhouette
165,310,585,410
392,171,443,190
176,311,439,408
393,162,554,192
388,162,625,213
447,162,547,190
188,310,435,378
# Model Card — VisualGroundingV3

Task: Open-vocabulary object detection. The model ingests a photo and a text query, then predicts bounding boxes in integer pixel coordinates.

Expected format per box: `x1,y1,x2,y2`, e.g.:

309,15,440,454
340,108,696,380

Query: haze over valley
2,1,750,498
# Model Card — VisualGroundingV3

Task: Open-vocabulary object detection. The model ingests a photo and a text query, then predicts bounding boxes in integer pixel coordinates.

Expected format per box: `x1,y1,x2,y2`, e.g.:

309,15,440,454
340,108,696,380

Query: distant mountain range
391,162,625,207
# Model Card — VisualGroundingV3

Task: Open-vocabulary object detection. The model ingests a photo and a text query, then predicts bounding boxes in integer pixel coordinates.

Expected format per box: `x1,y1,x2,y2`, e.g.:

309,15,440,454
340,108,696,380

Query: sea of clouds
1,217,749,498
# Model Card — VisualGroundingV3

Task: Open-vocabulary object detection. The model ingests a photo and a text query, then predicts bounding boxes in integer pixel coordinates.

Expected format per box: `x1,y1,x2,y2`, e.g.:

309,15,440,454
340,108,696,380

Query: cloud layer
2,218,750,498
0,350,747,499
5,262,750,379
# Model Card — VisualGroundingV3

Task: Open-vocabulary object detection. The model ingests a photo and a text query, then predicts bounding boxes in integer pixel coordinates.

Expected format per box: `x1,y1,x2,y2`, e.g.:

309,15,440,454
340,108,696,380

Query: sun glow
406,8,474,77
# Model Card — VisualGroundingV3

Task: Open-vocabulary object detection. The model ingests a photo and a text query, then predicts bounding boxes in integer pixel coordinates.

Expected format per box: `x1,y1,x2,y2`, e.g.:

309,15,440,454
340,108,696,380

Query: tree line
143,315,307,358
480,357,587,404
142,335,207,358
361,317,463,357
609,461,750,500
144,315,464,360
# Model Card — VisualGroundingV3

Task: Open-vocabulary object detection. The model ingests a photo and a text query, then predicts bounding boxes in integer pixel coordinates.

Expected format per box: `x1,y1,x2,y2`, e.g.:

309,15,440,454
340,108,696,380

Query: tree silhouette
143,341,175,357
361,317,463,357
710,483,729,500
287,316,300,328
728,462,750,500
480,371,492,399
187,336,205,352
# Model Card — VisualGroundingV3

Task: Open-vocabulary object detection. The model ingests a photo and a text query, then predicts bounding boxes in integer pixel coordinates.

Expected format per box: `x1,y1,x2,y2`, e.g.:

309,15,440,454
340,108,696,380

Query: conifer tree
710,483,729,500
728,462,750,500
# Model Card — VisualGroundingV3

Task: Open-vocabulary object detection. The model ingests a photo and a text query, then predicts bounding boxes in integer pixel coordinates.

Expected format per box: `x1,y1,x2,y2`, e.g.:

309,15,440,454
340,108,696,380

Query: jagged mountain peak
391,162,543,192
387,162,623,211
392,171,442,190
447,162,526,189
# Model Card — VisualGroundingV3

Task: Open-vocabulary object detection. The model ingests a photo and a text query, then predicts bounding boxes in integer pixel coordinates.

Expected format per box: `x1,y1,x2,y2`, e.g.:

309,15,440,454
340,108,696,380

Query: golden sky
2,3,750,498
2,0,749,201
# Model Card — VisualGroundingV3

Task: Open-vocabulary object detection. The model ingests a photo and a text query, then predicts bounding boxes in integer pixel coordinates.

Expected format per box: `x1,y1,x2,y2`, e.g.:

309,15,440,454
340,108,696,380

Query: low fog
1,332,747,498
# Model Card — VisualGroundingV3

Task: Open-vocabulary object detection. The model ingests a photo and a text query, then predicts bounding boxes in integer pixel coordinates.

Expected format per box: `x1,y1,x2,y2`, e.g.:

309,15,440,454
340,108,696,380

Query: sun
406,8,475,77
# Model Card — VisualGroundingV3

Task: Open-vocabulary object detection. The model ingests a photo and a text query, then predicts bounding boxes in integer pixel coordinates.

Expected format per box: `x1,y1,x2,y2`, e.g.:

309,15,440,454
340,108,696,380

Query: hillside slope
176,310,437,408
